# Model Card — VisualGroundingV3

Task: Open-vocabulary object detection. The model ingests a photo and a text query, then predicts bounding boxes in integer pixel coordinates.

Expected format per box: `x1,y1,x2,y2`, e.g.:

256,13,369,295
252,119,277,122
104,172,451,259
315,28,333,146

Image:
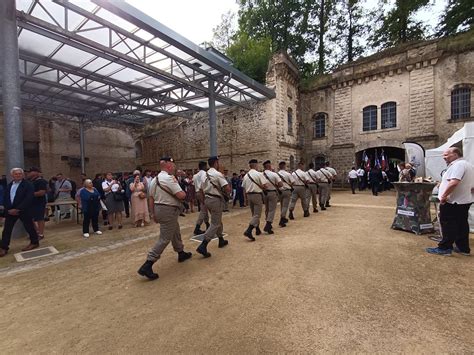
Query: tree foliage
437,0,474,37
210,11,237,52
370,0,431,50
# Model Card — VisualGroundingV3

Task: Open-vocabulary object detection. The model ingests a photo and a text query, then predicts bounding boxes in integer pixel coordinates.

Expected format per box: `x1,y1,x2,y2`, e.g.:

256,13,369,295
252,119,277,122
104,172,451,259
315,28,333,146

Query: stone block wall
408,65,435,138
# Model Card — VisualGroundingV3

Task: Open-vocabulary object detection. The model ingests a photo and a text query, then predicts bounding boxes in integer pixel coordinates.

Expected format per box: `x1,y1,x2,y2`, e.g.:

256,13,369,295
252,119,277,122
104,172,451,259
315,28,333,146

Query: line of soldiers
137,156,337,281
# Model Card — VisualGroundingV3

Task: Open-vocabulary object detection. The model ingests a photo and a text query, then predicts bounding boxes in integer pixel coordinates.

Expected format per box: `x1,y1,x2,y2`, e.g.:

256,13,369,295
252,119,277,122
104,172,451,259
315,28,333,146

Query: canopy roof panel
10,0,275,125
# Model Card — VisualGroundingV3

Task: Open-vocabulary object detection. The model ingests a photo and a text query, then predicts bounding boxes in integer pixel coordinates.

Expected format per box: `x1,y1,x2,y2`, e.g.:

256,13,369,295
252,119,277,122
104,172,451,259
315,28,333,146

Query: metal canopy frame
2,0,275,127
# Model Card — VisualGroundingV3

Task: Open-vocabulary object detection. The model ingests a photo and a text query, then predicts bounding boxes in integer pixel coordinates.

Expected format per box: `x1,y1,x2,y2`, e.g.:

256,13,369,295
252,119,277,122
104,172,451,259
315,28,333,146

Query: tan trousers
195,192,209,225
318,183,329,207
289,186,309,211
247,193,263,227
307,184,318,210
264,191,278,223
203,196,224,242
147,205,183,262
280,190,292,218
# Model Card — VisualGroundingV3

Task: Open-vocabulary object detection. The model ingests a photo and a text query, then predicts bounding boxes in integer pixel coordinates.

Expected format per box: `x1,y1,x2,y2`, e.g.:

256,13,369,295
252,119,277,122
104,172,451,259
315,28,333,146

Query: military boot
196,240,211,258
193,224,204,235
313,207,318,213
178,251,192,263
289,211,295,220
137,260,159,280
218,236,229,248
279,218,287,227
263,222,274,234
243,225,255,241
255,226,262,235
320,205,326,210
303,210,310,217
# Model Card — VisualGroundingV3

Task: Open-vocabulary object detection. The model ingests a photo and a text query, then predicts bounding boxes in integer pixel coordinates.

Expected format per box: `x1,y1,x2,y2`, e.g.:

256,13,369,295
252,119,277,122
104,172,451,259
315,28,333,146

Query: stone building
1,31,473,182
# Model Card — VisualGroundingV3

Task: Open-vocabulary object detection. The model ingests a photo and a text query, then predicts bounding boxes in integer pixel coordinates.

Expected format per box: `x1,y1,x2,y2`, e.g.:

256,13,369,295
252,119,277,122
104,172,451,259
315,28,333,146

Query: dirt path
1,191,472,353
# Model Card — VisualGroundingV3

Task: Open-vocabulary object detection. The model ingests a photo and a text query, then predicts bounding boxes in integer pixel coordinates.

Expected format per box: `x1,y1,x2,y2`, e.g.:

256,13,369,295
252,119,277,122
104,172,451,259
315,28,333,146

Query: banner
403,142,425,177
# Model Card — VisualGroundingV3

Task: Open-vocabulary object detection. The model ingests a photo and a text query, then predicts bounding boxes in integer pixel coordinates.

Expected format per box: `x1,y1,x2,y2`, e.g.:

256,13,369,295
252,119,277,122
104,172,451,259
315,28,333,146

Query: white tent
425,122,474,232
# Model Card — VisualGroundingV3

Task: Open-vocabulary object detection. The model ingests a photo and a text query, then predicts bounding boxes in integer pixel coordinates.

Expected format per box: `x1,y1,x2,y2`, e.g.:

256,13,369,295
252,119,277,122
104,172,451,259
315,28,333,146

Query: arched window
313,112,327,138
451,87,471,120
363,105,377,131
287,108,293,134
381,102,396,129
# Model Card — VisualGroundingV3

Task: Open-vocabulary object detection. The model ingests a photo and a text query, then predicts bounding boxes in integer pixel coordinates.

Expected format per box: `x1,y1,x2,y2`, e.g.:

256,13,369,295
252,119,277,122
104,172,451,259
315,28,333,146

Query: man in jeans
426,147,474,256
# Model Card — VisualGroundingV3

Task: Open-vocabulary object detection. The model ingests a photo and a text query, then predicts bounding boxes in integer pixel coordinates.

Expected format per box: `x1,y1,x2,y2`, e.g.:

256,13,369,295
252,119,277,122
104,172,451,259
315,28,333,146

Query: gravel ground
1,190,472,353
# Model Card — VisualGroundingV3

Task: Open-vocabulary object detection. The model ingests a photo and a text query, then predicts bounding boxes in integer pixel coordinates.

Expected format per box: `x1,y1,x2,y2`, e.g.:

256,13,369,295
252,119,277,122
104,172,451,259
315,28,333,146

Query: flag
381,149,387,171
363,151,370,171
375,149,381,168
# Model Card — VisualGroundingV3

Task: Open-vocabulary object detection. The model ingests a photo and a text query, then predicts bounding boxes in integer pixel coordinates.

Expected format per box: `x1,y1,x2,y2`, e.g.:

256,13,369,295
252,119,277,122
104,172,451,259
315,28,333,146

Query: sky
125,0,447,47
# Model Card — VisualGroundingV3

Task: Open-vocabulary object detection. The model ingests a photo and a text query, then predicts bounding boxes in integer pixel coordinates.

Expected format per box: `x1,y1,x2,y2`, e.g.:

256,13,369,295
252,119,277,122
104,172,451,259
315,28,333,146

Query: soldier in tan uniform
192,161,209,235
262,160,283,234
324,162,337,207
242,159,268,241
306,163,320,213
196,156,231,258
276,161,295,227
315,164,330,210
137,157,192,281
289,161,311,219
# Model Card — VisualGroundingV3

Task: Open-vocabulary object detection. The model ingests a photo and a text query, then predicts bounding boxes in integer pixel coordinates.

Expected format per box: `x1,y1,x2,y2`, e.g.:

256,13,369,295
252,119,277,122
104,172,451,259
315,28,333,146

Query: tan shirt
202,168,228,196
307,169,320,183
263,170,282,191
277,170,295,190
192,170,206,192
243,169,268,193
315,169,329,183
292,169,310,186
149,171,183,207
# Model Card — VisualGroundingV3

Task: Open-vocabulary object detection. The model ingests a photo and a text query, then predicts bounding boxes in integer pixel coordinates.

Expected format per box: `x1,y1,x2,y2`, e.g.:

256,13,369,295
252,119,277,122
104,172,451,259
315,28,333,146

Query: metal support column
208,79,217,156
1,0,24,174
79,118,86,174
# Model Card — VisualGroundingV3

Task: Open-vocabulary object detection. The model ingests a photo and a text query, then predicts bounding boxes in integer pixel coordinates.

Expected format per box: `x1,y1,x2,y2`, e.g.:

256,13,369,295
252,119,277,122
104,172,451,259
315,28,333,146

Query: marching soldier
137,157,192,281
242,159,268,241
192,161,209,235
262,160,283,234
316,163,330,210
324,162,337,207
306,163,320,213
196,156,231,258
276,161,295,227
289,161,311,219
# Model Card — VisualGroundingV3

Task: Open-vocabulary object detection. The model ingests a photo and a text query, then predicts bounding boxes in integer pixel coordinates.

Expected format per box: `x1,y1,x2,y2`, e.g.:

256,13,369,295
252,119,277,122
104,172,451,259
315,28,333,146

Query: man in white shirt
426,147,474,256
277,161,295,227
192,161,209,235
242,159,269,240
137,157,192,280
315,164,330,210
348,167,358,194
289,161,311,219
196,156,231,258
262,160,283,234
306,163,320,213
356,167,365,190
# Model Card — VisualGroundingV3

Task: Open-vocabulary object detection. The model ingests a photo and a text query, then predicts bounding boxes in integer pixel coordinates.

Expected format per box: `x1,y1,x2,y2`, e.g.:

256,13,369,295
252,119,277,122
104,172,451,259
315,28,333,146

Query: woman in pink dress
129,173,149,227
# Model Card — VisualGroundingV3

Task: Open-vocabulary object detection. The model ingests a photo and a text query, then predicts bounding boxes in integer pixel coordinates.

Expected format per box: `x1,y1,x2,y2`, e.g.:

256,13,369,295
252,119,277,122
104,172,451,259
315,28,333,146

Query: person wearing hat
262,160,283,234
306,163,320,213
196,156,231,258
26,167,48,240
242,159,269,240
276,161,295,227
0,168,40,257
192,161,210,235
289,161,311,219
137,157,192,280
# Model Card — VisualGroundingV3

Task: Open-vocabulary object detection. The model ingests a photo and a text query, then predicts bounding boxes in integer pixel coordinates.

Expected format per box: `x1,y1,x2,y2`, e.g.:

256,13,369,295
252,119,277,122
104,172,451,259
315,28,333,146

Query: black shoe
325,203,331,207
137,260,159,280
243,225,255,241
313,208,318,213
303,210,310,217
289,211,295,220
320,206,327,210
281,217,289,224
218,237,229,248
255,227,262,235
196,240,211,258
193,225,205,235
178,251,192,263
279,218,286,227
263,222,274,234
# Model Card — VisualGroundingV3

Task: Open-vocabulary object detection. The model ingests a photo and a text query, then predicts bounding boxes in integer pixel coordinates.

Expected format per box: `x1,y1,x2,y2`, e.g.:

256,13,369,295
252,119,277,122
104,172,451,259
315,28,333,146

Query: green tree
370,0,431,50
211,11,237,52
437,0,474,37
308,0,335,74
226,33,273,83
